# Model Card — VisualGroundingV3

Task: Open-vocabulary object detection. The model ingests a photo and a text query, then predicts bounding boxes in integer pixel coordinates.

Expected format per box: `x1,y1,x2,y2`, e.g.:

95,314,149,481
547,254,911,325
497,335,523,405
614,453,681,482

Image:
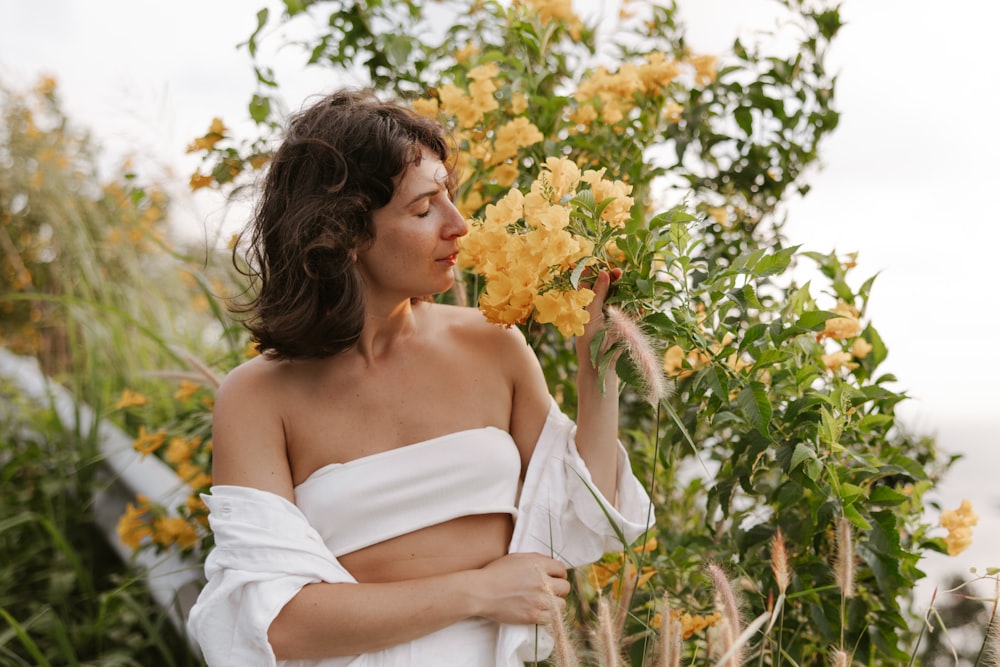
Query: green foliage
0,380,200,665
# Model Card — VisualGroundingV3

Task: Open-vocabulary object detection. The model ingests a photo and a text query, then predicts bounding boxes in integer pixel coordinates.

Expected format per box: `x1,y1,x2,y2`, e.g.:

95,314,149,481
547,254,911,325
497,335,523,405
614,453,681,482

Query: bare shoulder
427,302,532,353
211,354,296,498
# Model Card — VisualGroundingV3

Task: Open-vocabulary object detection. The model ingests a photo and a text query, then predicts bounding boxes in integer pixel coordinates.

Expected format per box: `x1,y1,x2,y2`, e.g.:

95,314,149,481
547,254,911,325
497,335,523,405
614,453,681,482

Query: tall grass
0,379,201,665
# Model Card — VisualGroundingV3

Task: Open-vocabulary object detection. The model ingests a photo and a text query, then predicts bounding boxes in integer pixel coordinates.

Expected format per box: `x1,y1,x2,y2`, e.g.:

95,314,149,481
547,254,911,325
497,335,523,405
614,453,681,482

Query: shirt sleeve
186,485,356,667
510,397,655,566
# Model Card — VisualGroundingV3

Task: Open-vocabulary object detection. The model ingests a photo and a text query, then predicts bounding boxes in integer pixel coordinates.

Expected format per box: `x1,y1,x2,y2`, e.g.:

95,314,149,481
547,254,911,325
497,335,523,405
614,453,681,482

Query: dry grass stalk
657,593,682,667
593,596,625,667
613,563,639,640
605,306,671,405
834,517,855,599
543,577,581,667
830,647,849,667
708,563,743,667
771,527,790,597
982,579,1000,667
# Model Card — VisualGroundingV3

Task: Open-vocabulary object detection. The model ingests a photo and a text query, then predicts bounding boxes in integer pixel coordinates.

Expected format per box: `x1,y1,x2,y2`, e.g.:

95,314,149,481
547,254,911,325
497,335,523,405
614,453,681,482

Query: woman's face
357,147,468,303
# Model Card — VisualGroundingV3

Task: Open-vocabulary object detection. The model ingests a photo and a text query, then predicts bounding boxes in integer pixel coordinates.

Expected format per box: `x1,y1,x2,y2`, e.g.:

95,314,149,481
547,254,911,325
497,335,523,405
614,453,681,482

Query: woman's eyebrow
404,187,441,207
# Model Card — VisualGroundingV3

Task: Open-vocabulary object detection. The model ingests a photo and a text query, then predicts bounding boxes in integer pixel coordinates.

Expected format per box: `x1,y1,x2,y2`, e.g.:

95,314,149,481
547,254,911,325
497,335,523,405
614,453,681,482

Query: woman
187,89,653,666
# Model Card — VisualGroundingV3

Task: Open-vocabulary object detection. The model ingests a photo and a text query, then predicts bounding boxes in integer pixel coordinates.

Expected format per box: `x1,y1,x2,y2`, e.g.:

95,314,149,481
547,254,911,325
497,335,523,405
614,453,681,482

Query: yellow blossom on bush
176,460,212,490
533,288,595,337
153,516,200,551
164,435,201,466
652,609,723,639
116,495,153,549
460,157,639,337
411,97,439,119
818,301,862,341
115,388,149,410
688,54,719,86
454,41,479,64
580,168,633,226
822,350,858,373
132,425,166,457
940,499,978,556
490,117,543,165
850,337,873,359
173,380,201,403
189,170,214,191
186,117,227,153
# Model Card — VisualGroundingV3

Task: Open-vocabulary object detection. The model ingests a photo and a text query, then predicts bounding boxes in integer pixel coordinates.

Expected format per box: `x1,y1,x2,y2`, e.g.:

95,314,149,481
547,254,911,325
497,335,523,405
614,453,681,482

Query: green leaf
737,381,772,437
739,323,768,354
795,310,839,331
843,504,872,530
249,94,271,124
753,245,798,277
789,442,814,471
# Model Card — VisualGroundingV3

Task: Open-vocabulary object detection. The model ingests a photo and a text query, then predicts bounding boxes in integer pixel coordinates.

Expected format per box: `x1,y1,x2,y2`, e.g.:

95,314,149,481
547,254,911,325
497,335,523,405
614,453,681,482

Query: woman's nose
443,199,469,238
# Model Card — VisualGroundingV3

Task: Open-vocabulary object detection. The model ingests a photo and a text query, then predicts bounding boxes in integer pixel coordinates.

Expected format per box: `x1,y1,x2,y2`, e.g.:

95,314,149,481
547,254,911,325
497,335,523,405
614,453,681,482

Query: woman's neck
354,297,420,364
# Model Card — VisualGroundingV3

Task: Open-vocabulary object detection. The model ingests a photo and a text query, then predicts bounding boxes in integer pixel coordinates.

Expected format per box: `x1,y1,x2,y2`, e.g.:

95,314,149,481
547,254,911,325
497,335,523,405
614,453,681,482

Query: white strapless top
293,427,521,557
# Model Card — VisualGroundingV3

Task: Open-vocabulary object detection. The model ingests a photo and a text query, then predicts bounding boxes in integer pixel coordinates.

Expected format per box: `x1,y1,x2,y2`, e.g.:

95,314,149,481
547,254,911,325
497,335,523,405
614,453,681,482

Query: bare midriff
338,513,514,583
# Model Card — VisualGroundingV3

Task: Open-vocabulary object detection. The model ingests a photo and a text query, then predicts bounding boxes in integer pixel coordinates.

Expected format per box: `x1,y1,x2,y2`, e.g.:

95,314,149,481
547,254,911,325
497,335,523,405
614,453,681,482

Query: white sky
2,0,998,602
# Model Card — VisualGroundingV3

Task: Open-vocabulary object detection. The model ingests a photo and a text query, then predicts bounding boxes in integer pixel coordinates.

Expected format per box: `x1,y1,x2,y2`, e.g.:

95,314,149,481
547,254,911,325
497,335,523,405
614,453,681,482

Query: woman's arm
269,553,567,659
572,269,622,502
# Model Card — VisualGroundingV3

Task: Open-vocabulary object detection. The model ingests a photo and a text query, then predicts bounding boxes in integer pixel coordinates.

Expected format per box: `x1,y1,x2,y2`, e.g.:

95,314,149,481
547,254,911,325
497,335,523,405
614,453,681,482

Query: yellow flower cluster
662,331,749,378
574,52,683,124
116,495,200,552
818,301,872,373
115,385,214,555
818,301,862,341
459,156,633,337
940,499,978,556
652,608,723,640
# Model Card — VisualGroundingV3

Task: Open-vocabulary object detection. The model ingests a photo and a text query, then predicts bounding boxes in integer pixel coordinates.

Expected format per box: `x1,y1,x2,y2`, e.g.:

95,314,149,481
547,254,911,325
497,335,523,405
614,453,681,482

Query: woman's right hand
470,553,570,626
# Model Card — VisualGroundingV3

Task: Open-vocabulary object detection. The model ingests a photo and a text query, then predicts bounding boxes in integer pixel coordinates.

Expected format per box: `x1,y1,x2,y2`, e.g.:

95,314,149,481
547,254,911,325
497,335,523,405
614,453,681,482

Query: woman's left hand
576,267,622,366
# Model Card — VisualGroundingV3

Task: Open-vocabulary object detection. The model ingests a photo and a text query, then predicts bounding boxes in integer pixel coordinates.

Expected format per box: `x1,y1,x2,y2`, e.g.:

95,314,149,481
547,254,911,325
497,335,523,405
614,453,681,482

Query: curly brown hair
234,89,453,359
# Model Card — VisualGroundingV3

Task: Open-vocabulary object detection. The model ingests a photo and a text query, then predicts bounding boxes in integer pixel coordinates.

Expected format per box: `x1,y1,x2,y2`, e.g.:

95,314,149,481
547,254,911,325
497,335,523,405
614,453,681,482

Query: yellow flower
153,516,200,550
510,91,528,114
532,288,594,337
581,168,634,227
189,171,214,191
411,97,439,119
35,75,57,97
569,104,598,128
822,350,858,373
185,117,227,153
490,162,520,187
639,52,681,92
688,54,718,86
132,426,166,457
164,435,201,466
173,380,201,403
818,301,862,341
941,499,978,556
539,156,582,201
526,204,570,232
490,117,543,165
850,337,873,359
116,495,153,549
176,460,212,490
454,42,479,65
663,100,683,123
115,388,149,410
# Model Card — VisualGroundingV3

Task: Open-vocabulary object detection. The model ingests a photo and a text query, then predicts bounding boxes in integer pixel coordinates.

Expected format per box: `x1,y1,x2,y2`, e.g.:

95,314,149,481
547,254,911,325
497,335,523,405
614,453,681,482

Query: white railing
0,348,203,650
